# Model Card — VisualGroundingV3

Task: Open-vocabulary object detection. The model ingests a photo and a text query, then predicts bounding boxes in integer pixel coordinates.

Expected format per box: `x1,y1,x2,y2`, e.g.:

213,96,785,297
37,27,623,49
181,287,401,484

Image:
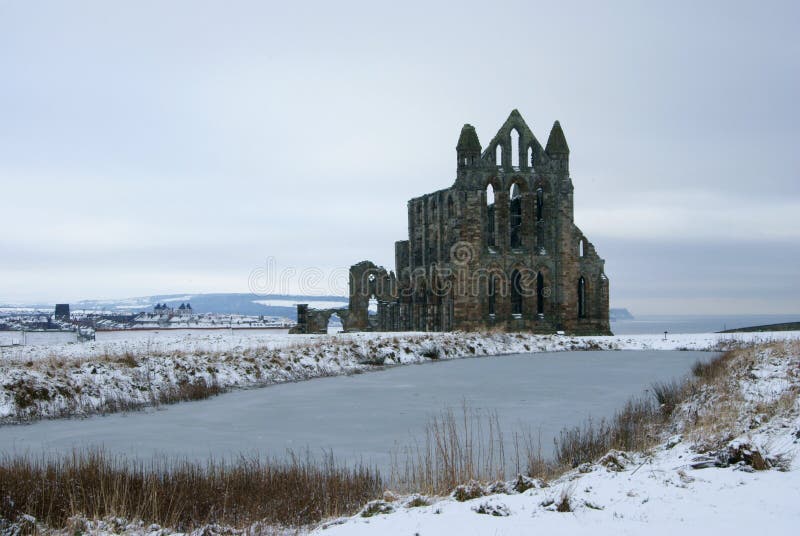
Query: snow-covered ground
314,339,800,536
1,336,798,534
2,330,799,423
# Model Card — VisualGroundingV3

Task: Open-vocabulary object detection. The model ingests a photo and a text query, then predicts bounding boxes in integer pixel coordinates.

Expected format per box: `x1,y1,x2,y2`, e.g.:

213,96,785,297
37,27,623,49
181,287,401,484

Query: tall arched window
511,269,523,316
578,276,586,319
536,272,544,316
509,183,522,248
486,184,496,248
429,231,439,263
536,187,544,222
488,276,496,316
528,146,534,169
579,239,585,257
495,144,502,167
510,129,520,168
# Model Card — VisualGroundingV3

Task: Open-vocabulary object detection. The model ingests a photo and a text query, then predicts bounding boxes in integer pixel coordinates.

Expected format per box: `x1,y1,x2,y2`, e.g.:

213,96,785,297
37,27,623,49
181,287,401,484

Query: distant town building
54,304,70,321
153,303,172,313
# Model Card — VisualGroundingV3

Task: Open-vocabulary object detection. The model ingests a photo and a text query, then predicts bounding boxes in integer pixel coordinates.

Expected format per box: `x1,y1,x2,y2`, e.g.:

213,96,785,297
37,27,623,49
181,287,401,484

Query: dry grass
755,390,799,420
690,350,735,381
390,406,507,495
512,429,562,482
684,395,744,450
685,339,800,449
553,395,662,469
0,449,382,531
389,409,570,497
553,341,800,466
153,378,225,405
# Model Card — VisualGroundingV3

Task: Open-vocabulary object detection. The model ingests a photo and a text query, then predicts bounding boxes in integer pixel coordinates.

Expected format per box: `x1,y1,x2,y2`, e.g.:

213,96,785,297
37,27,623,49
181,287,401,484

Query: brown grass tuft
555,488,573,512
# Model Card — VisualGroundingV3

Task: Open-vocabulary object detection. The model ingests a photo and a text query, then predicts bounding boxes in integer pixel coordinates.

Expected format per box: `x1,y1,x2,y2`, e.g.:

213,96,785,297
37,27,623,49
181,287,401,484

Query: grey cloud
0,0,798,313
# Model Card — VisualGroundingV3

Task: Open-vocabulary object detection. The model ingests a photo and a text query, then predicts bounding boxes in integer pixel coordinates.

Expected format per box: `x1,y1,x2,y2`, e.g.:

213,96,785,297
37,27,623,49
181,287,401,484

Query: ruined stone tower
292,110,611,335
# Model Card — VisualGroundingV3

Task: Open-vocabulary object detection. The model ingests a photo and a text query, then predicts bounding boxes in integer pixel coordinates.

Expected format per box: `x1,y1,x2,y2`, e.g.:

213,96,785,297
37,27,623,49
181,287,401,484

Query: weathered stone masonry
292,110,611,335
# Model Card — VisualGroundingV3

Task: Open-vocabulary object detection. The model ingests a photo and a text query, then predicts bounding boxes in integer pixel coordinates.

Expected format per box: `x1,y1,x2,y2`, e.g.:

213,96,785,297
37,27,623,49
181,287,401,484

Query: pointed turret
545,120,569,156
456,124,482,169
456,124,481,154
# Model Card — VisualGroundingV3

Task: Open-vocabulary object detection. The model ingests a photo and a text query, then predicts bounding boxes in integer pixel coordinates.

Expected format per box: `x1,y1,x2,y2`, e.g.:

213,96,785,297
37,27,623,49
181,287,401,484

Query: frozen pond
0,350,714,471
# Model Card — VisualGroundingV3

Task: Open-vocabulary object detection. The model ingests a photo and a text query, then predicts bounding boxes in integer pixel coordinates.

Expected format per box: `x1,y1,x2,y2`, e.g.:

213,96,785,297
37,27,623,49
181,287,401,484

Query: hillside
1,293,349,319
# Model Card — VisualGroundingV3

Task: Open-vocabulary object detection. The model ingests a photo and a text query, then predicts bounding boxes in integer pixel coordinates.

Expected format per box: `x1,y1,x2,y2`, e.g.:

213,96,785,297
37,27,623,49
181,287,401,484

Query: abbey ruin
292,110,611,335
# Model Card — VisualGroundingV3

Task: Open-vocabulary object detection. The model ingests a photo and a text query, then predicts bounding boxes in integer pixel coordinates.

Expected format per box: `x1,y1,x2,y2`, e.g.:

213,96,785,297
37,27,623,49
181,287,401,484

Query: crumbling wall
289,306,351,334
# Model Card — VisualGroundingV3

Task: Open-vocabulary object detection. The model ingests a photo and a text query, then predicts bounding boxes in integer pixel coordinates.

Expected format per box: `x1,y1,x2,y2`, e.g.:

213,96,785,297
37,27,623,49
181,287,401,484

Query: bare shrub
420,342,441,360
359,500,394,517
452,480,485,502
473,501,510,516
405,495,430,508
651,379,685,417
157,379,225,405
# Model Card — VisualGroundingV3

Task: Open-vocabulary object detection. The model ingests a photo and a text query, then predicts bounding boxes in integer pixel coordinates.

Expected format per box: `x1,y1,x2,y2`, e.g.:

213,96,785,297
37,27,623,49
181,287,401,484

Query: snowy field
5,329,800,365
0,330,78,346
94,328,291,343
2,329,799,423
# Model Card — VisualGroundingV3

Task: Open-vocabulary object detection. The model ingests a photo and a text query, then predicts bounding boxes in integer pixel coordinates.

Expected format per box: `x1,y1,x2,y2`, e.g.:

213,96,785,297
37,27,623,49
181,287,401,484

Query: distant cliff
610,308,634,321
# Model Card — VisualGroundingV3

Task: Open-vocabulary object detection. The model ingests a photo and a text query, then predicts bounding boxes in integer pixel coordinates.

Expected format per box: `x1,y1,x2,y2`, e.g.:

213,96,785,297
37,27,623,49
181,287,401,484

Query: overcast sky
1,0,798,315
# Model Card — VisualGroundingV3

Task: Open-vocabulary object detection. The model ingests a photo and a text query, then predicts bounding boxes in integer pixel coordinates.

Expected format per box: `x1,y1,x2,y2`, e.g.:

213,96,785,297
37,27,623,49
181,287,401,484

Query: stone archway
348,260,395,331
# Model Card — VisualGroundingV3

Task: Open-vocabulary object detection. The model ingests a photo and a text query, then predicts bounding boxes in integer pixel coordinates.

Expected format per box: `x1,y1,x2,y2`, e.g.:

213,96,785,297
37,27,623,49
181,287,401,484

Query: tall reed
390,405,506,495
0,449,382,530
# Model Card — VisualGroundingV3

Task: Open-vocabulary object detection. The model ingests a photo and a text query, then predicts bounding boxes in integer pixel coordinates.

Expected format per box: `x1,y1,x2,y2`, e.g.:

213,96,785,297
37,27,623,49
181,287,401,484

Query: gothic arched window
511,270,523,316
486,184,496,248
510,183,522,248
537,272,544,316
536,187,544,222
578,276,586,319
